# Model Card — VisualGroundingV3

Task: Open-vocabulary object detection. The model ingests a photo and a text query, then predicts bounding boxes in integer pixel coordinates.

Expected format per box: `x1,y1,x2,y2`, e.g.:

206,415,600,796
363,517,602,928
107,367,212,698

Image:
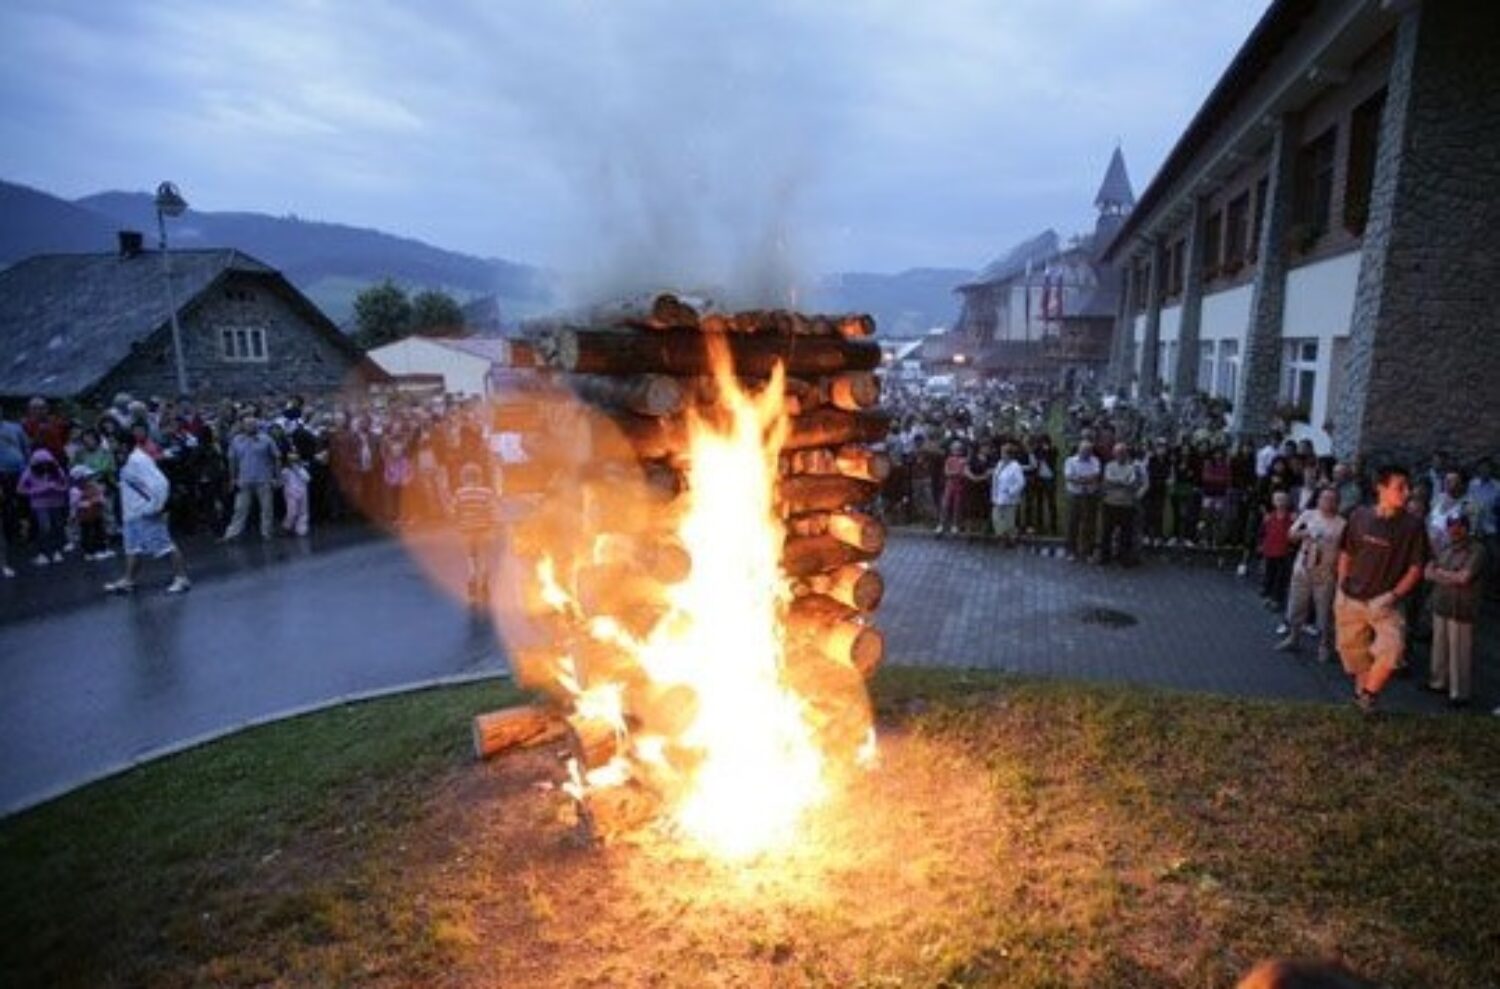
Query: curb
2,668,512,820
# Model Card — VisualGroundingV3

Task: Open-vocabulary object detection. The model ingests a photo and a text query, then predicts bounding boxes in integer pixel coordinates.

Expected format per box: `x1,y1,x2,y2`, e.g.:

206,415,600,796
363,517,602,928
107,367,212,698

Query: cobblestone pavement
878,532,1499,714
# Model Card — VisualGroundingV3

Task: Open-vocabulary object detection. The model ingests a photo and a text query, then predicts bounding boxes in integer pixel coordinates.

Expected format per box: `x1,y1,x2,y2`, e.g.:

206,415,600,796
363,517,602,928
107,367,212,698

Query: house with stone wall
0,235,387,404
1103,0,1500,464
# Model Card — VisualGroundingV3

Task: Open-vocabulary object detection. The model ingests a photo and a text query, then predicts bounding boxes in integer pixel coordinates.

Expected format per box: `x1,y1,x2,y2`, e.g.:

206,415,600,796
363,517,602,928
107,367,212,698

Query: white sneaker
1,566,15,579
97,548,116,560
51,552,64,563
32,553,50,567
165,576,192,595
1302,624,1319,637
1274,623,1289,636
103,578,135,594
1236,563,1248,577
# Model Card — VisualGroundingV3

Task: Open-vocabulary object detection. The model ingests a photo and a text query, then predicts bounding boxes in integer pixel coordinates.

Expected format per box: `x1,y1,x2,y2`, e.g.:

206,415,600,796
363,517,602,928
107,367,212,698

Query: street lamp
155,181,191,397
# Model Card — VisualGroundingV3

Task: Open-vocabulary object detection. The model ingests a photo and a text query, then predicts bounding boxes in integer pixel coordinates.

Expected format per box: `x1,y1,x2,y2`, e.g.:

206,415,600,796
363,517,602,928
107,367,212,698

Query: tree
353,279,412,350
410,289,466,338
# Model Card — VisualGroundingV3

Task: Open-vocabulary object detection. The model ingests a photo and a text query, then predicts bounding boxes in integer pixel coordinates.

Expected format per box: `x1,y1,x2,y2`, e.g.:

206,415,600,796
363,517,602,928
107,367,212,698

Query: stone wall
94,272,366,402
1334,3,1500,466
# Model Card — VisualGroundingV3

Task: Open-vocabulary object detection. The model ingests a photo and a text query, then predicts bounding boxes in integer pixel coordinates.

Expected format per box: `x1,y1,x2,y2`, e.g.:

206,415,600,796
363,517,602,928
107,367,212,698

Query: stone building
1103,0,1500,464
0,235,385,402
942,148,1135,387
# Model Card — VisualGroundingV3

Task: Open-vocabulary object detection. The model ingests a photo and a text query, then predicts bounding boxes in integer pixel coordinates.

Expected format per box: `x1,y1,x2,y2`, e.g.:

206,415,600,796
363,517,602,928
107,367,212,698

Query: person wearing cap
1424,511,1485,708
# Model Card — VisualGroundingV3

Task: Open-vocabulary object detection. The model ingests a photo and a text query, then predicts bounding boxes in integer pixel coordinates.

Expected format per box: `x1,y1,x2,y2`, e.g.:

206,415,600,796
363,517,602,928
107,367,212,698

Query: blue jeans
32,504,66,555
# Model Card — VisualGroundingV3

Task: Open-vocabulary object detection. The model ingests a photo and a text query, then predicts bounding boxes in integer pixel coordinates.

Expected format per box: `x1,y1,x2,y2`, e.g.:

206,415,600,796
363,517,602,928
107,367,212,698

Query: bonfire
469,295,891,859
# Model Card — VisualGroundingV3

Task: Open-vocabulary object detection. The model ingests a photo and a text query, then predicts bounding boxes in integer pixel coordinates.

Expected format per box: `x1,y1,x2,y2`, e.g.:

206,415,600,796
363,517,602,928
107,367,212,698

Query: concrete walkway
2,532,1493,816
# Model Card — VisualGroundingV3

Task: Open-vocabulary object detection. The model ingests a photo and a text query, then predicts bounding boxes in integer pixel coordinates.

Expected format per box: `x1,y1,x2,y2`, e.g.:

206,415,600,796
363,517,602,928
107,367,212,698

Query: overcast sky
0,1,1266,281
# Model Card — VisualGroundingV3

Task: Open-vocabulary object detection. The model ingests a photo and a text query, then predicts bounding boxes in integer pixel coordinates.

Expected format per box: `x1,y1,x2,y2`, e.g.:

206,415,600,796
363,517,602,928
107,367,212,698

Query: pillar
1236,113,1298,442
1173,197,1207,399
1138,240,1164,397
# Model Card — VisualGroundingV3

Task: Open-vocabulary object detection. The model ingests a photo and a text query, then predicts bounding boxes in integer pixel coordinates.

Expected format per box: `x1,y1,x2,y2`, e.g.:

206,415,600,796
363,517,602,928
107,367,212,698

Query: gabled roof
431,336,510,362
0,248,375,397
958,230,1062,291
1094,146,1135,210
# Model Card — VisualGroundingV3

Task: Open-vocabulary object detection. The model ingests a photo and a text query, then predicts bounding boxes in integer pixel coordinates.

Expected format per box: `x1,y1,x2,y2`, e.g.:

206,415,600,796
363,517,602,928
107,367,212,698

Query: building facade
1105,0,1500,464
0,240,384,402
942,149,1135,387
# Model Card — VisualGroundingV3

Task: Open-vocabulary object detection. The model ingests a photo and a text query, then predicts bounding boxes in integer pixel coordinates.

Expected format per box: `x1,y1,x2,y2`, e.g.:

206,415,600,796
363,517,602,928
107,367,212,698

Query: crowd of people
876,381,1495,714
0,390,499,592
1,378,1492,713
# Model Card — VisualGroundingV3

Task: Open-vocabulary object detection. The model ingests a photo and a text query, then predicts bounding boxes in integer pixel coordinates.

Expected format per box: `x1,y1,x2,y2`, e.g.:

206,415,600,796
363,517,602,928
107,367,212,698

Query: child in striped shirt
452,462,499,604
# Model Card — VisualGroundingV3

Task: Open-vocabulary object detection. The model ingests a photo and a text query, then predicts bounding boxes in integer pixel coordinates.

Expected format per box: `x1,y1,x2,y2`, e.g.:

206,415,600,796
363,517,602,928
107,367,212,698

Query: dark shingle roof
1094,146,1135,210
0,249,272,397
958,230,1061,291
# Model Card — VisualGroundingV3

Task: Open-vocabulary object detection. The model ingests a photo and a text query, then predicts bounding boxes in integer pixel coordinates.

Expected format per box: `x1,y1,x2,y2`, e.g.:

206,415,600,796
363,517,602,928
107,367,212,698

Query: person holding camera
1277,486,1346,661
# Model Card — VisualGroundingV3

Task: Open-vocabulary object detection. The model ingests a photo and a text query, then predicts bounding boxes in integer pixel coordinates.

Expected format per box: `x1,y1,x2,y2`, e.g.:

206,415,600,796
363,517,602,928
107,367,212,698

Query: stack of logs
470,294,891,831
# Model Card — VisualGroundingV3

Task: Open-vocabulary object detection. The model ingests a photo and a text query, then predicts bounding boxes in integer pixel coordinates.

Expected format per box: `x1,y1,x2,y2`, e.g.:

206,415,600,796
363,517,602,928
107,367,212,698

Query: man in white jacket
990,443,1027,547
104,439,191,594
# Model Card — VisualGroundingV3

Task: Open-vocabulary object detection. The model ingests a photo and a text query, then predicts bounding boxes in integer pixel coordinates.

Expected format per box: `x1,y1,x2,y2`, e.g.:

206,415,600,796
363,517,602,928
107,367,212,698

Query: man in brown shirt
1425,512,1485,706
1335,465,1430,714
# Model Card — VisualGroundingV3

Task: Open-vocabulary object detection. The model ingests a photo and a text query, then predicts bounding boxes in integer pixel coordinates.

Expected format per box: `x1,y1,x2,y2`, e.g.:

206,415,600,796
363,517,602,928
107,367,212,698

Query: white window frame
1280,338,1318,408
220,325,269,363
1217,340,1240,405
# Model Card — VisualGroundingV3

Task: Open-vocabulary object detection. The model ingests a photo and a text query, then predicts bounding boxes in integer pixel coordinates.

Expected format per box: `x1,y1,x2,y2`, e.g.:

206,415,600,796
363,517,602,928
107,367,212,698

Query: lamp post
155,181,190,397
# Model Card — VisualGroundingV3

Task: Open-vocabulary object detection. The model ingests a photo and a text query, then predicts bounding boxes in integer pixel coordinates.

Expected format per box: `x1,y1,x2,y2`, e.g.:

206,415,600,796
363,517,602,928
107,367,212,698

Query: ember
471,294,890,859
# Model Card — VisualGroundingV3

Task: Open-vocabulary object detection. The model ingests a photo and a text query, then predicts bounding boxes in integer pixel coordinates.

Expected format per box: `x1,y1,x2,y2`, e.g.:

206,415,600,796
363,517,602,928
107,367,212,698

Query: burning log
542,328,882,378
784,409,892,451
591,533,692,584
795,562,884,612
588,413,688,462
567,373,686,417
778,475,879,514
785,510,886,553
566,713,622,771
784,650,875,765
472,705,566,760
782,533,881,578
780,445,891,483
786,372,881,414
787,596,884,675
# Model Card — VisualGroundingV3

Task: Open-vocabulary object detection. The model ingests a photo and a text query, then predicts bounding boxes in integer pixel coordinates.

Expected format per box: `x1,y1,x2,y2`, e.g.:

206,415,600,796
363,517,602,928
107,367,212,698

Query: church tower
1093,145,1135,247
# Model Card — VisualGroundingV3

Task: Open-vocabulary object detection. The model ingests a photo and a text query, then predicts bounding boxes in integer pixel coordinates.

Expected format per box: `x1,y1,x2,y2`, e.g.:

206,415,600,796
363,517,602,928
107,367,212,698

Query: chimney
117,230,145,258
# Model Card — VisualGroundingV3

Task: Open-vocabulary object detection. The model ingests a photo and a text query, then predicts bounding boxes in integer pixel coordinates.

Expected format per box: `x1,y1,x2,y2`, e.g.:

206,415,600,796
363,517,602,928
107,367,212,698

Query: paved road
2,532,1493,815
0,534,506,814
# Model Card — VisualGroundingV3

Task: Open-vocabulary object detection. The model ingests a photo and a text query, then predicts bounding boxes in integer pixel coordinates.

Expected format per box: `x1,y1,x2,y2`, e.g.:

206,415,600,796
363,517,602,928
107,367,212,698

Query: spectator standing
69,466,111,560
989,443,1026,548
1258,490,1296,621
221,416,281,542
1141,439,1170,547
1099,442,1147,566
17,449,69,565
21,396,70,465
1424,512,1485,707
1467,458,1499,593
935,441,967,536
1027,434,1058,535
105,436,191,594
1276,486,1346,660
280,452,311,537
453,461,500,603
1335,466,1430,714
0,406,29,548
1064,439,1102,561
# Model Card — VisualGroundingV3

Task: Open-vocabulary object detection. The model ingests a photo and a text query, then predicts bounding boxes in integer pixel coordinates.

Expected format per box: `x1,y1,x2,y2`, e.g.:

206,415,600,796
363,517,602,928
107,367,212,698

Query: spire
1094,145,1134,216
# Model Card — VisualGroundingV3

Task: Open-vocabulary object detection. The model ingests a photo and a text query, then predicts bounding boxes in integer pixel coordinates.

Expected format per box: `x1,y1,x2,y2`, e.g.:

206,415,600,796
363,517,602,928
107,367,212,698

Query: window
1217,340,1240,406
1133,263,1149,311
1345,88,1386,236
1293,127,1337,245
1249,176,1269,261
1203,211,1223,277
1280,338,1319,410
220,326,268,362
1199,345,1216,394
1224,193,1250,269
1167,238,1186,297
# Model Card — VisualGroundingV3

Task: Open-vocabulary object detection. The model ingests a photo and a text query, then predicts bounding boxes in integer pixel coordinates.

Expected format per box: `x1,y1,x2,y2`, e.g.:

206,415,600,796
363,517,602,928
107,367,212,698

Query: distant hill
0,180,120,262
3,178,966,334
809,267,971,337
73,190,554,326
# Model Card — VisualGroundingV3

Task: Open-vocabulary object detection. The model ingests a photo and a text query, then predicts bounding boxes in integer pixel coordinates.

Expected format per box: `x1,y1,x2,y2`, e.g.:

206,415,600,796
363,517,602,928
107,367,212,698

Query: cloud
0,0,1267,275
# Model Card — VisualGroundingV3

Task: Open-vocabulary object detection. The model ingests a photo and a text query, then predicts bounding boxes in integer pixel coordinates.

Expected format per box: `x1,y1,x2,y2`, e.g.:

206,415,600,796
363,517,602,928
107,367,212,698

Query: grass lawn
3,670,1498,987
